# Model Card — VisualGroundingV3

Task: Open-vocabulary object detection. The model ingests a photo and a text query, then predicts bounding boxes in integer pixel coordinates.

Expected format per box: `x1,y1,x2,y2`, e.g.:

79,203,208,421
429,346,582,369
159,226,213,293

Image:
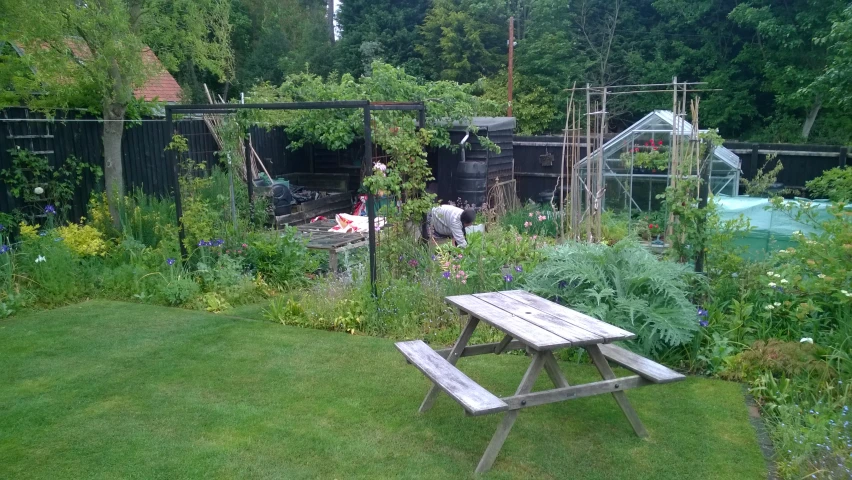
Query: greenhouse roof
580,110,741,169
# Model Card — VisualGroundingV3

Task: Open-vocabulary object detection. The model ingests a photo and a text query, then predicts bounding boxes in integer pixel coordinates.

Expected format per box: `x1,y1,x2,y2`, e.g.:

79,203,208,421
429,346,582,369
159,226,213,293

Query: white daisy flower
780,279,788,284
768,282,777,288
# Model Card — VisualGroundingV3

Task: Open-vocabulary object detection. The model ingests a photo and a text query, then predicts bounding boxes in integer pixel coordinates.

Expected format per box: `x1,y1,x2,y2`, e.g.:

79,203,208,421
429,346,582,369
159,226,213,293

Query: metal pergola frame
165,100,427,291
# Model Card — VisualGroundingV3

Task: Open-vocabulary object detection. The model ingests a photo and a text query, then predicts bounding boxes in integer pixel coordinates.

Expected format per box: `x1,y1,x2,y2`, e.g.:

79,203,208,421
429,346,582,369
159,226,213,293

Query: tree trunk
802,98,822,140
103,102,127,228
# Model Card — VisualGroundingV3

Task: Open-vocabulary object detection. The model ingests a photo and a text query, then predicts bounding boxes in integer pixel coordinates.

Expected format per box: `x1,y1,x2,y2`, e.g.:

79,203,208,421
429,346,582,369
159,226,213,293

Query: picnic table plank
473,292,604,346
396,340,508,416
498,290,636,342
598,344,685,384
445,295,572,350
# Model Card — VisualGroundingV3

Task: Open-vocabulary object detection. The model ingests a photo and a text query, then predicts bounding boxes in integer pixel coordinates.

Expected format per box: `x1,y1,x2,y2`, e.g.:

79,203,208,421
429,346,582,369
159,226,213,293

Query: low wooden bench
396,340,509,416
598,344,685,384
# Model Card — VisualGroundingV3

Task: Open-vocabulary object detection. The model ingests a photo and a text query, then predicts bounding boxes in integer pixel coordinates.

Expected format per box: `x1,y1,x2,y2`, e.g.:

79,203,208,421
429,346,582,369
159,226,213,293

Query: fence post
750,144,759,179
840,147,848,168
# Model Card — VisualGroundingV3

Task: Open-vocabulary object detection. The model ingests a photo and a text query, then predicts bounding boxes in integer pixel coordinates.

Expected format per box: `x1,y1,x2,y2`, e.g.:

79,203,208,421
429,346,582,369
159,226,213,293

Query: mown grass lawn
0,301,766,479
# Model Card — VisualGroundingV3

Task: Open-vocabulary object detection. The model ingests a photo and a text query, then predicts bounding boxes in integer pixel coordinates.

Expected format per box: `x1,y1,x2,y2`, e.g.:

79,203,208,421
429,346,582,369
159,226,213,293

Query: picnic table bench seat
597,344,685,384
396,340,509,416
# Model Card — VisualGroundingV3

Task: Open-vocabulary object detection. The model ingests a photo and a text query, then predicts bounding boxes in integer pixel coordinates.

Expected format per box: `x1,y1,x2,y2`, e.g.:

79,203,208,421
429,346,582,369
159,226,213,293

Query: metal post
364,106,377,296
694,151,712,273
507,17,514,117
167,108,188,259
244,136,254,220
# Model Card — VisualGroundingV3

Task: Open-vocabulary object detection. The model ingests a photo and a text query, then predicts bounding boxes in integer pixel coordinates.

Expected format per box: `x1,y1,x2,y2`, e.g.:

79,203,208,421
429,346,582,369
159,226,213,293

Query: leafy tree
417,0,509,83
0,0,233,225
729,0,848,140
335,0,430,76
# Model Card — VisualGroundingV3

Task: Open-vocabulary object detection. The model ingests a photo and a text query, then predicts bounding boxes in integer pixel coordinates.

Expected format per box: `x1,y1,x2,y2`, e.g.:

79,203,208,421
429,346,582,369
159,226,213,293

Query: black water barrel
455,161,487,207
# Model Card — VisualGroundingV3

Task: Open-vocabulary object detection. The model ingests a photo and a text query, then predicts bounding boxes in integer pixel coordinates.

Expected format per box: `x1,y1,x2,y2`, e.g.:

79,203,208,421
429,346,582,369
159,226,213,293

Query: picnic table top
294,220,367,250
445,290,635,350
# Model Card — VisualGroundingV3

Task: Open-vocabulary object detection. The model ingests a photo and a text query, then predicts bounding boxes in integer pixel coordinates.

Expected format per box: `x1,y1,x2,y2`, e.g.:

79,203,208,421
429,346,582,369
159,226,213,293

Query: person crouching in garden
428,205,476,248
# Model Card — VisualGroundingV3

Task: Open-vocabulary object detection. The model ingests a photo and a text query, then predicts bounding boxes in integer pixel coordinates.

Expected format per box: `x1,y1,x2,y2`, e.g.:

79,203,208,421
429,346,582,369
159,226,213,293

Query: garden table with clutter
294,213,387,271
395,289,685,473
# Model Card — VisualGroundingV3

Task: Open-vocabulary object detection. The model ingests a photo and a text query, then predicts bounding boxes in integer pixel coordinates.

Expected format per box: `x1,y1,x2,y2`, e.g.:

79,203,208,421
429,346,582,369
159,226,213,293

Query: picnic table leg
541,351,570,388
585,344,649,438
419,316,480,413
475,350,546,474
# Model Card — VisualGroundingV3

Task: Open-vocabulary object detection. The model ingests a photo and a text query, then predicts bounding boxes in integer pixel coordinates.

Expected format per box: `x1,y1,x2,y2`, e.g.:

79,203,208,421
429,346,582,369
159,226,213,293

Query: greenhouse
575,110,741,214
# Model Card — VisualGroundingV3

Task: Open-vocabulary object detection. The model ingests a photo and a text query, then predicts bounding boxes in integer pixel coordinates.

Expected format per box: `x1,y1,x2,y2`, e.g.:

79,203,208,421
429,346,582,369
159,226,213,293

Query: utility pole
327,0,335,44
507,16,514,117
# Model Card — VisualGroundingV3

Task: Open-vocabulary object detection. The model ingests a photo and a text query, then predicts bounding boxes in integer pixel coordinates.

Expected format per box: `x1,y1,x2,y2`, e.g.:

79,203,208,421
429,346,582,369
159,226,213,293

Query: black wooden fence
2,106,850,219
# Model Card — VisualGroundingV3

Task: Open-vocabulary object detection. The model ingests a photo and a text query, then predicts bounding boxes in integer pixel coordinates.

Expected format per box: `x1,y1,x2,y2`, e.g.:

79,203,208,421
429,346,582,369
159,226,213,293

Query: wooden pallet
295,220,367,271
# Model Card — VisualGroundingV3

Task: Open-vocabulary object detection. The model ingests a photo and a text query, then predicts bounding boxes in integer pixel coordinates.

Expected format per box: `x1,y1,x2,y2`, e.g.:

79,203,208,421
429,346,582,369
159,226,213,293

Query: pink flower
532,235,538,240
241,243,247,248
528,212,534,217
459,270,465,276
538,215,546,221
458,254,463,259
524,221,531,228
461,279,467,284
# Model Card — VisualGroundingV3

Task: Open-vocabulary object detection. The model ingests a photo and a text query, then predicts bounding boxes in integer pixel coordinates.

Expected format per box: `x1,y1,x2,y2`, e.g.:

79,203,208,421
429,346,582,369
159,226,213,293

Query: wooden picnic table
395,290,685,473
294,220,367,271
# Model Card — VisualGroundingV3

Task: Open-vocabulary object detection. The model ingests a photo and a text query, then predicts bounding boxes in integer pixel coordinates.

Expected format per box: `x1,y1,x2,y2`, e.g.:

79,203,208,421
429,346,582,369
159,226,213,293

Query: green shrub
525,239,703,356
725,339,832,381
805,166,852,202
157,277,200,307
245,228,318,288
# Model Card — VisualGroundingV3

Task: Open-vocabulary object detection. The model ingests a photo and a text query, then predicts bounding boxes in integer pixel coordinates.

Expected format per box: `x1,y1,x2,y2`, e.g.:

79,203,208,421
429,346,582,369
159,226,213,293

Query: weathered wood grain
502,376,648,410
498,290,636,342
434,340,526,359
419,317,479,413
474,292,604,346
586,344,649,438
445,295,572,350
396,340,508,416
597,344,686,384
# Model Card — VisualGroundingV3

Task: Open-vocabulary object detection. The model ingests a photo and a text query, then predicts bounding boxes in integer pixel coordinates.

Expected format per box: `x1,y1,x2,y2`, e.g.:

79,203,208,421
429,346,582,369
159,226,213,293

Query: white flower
773,273,781,278
842,290,849,295
818,274,826,279
792,230,801,235
765,305,775,310
774,302,781,307
33,186,44,195
846,293,852,298
768,282,777,288
767,271,774,276
780,279,788,284
34,255,46,263
800,337,813,344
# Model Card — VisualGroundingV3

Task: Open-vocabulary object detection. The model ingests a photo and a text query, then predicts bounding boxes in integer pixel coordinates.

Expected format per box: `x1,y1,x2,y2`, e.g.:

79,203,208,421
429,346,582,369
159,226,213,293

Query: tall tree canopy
0,0,234,224
334,0,430,76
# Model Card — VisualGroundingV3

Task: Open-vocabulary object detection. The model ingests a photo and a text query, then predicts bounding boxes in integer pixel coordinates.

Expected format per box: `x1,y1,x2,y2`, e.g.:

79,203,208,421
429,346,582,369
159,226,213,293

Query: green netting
715,196,836,257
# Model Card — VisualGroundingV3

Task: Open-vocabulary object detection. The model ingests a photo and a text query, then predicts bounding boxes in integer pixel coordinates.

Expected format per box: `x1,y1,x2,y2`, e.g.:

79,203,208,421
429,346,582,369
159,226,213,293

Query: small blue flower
0,245,9,254
697,307,708,317
215,239,225,246
699,319,709,327
44,205,56,215
442,271,451,279
431,255,437,261
167,258,176,266
503,274,514,282
198,239,206,247
514,265,523,272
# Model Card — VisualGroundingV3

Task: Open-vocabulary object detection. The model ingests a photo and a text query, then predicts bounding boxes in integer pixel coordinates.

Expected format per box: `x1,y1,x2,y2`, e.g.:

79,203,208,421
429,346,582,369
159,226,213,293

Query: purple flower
514,265,523,272
44,205,56,215
699,319,709,328
0,245,8,254
503,274,514,282
398,255,404,261
198,239,206,247
697,307,708,317
408,259,419,268
167,258,176,266
442,271,451,279
215,239,225,246
431,255,437,261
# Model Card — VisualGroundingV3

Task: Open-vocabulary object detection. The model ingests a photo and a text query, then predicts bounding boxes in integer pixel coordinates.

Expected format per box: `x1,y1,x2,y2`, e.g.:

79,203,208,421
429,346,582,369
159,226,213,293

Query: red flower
653,146,659,151
645,140,650,146
649,224,654,229
634,147,639,152
658,140,663,145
